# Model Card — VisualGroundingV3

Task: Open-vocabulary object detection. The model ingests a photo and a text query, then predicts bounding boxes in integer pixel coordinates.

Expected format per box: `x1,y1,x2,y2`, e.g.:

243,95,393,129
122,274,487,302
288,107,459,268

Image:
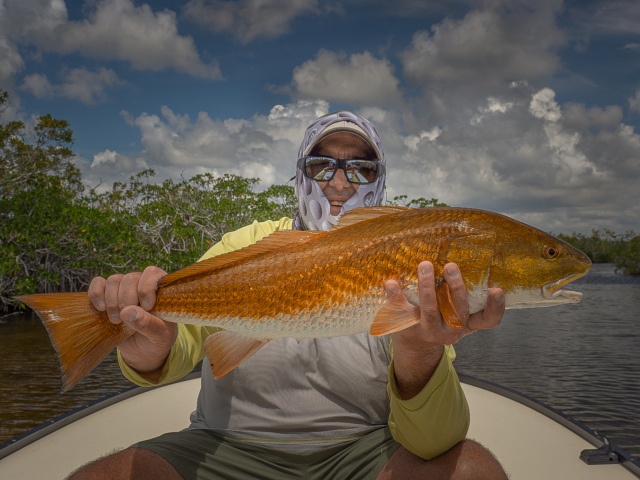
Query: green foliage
388,195,449,208
557,229,640,275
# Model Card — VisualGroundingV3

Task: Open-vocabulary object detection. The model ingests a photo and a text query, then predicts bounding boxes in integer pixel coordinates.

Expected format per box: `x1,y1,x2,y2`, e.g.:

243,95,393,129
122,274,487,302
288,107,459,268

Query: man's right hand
88,266,178,377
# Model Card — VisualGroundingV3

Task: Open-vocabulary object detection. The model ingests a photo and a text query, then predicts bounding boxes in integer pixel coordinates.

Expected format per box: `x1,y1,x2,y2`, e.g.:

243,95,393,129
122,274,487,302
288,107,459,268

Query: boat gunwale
458,373,640,478
1,370,638,478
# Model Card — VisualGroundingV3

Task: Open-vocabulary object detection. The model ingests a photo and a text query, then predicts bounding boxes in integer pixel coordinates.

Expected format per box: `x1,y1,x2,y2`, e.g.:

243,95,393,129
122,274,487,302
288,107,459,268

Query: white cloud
359,86,640,233
629,90,640,113
288,50,403,106
20,67,125,105
1,0,221,80
0,35,24,84
401,2,565,89
623,43,640,51
183,0,318,44
81,100,329,189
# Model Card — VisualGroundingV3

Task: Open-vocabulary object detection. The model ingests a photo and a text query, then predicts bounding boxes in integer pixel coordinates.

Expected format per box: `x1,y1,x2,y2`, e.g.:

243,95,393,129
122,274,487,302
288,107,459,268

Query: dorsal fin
332,206,411,231
159,230,323,288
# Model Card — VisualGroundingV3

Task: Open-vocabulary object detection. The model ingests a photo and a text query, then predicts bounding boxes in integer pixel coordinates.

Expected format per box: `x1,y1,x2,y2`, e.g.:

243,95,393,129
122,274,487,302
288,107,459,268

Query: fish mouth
541,270,590,302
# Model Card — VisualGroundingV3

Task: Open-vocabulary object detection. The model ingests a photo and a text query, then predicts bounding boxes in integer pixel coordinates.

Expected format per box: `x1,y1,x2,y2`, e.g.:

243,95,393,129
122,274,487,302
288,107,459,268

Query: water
0,263,638,459
455,263,640,459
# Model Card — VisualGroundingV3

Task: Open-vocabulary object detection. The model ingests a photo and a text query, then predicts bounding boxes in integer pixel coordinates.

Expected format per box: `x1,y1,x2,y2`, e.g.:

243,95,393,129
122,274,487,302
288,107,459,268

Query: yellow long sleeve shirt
118,217,469,458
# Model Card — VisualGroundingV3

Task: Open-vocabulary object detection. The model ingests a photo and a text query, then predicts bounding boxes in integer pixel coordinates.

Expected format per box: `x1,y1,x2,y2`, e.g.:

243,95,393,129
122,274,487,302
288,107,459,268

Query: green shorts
133,427,401,480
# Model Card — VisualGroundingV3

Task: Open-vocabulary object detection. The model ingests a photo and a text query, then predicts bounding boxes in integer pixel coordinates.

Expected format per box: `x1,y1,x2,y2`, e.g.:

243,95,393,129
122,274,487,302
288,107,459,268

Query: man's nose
328,168,350,190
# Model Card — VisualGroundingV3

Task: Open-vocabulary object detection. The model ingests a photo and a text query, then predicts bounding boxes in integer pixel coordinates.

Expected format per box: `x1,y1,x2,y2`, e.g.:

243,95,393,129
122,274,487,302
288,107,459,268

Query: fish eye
543,245,559,259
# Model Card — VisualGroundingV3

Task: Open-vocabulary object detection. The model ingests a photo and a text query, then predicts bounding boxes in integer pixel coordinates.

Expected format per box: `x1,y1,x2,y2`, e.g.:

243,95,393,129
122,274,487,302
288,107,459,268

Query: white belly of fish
155,294,387,339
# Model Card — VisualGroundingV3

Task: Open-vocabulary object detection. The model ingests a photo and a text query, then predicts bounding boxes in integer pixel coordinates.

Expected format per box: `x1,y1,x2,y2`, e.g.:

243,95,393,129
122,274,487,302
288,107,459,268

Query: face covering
293,111,386,231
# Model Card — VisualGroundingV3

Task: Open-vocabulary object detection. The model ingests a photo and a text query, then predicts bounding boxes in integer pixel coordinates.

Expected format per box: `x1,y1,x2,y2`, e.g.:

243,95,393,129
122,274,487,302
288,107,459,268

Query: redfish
17,206,591,392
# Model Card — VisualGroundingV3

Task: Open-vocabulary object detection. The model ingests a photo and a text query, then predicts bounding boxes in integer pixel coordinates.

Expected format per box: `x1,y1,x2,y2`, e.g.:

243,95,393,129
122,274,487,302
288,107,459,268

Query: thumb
120,305,177,349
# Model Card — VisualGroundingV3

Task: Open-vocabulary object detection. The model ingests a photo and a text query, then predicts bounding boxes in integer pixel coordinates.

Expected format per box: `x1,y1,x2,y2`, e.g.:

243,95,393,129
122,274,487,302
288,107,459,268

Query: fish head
486,219,592,309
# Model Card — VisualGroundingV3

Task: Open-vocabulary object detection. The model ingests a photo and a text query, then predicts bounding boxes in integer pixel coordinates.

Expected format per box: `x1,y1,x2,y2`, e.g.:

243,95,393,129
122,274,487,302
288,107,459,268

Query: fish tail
15,293,134,393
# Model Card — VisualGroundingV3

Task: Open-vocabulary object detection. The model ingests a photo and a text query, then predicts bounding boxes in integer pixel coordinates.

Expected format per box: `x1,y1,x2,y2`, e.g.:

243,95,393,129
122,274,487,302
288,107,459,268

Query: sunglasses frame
297,156,386,185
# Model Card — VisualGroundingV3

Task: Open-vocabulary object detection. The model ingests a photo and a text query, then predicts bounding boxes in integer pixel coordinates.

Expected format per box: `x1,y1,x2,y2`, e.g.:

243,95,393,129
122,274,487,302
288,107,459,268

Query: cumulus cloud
400,1,565,90
183,0,317,44
81,100,329,188
629,90,640,113
378,86,640,233
1,0,221,80
20,67,125,105
287,50,403,106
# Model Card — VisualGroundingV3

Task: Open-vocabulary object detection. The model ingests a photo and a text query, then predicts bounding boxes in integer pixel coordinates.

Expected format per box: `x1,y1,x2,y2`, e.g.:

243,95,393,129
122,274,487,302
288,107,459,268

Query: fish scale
17,206,591,391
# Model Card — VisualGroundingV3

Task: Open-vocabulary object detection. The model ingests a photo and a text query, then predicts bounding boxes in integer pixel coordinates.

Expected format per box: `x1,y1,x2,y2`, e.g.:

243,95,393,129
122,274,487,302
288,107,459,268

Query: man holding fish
70,111,509,479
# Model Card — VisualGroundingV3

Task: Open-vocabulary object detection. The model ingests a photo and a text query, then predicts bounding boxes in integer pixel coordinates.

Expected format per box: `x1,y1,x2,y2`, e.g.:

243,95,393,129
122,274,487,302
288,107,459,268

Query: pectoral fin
435,279,466,329
369,292,421,336
203,331,271,379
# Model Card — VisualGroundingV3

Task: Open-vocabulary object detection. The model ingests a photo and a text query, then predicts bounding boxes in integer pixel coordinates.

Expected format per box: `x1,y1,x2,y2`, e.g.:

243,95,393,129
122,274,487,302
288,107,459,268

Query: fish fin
15,293,133,393
435,279,466,329
369,292,421,336
203,330,271,379
332,206,411,231
159,230,323,288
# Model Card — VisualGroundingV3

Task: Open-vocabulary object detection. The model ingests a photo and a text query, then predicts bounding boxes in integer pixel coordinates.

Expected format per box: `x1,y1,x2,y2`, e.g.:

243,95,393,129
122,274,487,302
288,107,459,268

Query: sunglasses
297,156,385,185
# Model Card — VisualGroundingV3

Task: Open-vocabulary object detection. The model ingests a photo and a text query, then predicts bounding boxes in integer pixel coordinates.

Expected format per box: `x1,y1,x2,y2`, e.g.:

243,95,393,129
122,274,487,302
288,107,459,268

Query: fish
16,206,591,392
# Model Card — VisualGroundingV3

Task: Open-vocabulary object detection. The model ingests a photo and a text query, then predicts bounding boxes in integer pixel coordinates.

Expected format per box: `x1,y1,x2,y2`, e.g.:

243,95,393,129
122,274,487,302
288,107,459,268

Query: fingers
120,306,177,349
105,274,124,323
138,266,167,311
442,263,470,324
384,279,401,299
119,272,142,310
468,288,505,332
417,261,439,319
88,276,107,311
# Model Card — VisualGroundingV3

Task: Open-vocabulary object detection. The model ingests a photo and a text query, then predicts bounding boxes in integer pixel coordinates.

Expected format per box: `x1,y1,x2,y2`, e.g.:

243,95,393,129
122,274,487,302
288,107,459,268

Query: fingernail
109,314,120,323
420,264,433,276
141,300,150,309
445,265,459,277
123,310,138,323
97,301,105,310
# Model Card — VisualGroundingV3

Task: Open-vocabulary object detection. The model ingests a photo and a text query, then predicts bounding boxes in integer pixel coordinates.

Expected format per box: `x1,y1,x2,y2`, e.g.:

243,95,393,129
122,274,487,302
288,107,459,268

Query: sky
1,0,640,234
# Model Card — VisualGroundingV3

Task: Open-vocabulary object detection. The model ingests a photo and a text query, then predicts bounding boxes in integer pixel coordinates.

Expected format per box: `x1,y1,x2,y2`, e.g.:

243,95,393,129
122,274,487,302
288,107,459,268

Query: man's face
310,131,377,216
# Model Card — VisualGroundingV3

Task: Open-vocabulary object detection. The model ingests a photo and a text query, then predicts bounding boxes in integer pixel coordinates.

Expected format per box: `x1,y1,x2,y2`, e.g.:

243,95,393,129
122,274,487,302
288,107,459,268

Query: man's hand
386,261,505,400
88,266,178,378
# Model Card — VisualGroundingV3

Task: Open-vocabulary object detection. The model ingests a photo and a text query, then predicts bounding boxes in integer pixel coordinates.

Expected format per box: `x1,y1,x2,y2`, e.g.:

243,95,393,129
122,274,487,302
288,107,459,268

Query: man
71,111,508,480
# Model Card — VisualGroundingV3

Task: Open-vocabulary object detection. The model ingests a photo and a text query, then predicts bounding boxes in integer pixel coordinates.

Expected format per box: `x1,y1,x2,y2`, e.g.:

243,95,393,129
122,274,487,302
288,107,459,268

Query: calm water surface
1,264,638,459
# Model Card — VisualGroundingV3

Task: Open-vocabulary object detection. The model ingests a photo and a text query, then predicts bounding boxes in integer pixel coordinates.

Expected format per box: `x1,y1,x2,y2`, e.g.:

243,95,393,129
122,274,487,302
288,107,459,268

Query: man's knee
448,439,509,480
67,447,182,480
377,439,508,480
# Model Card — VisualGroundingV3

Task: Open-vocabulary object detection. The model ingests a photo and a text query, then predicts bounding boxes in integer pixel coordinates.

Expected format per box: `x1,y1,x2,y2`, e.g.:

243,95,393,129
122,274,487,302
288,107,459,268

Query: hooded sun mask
293,111,386,231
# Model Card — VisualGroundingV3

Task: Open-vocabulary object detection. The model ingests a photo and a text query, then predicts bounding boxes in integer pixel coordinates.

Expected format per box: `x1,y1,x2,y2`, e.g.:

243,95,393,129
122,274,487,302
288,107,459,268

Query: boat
1,371,638,479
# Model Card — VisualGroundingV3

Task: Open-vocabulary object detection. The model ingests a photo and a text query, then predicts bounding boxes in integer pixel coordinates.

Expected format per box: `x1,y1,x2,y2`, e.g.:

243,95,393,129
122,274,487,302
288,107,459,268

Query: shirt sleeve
387,344,470,460
118,217,293,386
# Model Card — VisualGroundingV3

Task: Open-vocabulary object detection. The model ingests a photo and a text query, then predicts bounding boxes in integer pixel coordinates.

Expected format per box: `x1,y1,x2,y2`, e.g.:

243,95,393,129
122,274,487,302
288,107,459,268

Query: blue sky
1,0,640,233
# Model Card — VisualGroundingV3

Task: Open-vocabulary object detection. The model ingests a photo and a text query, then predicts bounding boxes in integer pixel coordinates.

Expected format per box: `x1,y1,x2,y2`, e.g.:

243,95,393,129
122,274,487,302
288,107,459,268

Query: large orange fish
17,206,591,392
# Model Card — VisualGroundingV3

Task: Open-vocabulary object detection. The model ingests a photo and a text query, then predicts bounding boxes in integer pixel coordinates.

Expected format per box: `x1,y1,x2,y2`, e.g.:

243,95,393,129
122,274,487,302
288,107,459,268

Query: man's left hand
386,261,505,400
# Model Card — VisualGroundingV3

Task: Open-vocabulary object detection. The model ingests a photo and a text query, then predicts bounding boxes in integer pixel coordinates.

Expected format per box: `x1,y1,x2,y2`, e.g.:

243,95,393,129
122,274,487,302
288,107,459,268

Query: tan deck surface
0,378,636,479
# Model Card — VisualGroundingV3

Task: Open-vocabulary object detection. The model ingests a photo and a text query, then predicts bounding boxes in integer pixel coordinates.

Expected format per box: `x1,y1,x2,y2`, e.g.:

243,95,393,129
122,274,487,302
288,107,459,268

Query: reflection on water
0,315,131,443
455,263,640,459
1,264,638,460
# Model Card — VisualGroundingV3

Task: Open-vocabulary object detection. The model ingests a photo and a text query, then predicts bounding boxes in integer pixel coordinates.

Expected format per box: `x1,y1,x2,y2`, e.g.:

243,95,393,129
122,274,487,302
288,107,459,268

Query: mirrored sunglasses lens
305,158,336,181
346,160,378,184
